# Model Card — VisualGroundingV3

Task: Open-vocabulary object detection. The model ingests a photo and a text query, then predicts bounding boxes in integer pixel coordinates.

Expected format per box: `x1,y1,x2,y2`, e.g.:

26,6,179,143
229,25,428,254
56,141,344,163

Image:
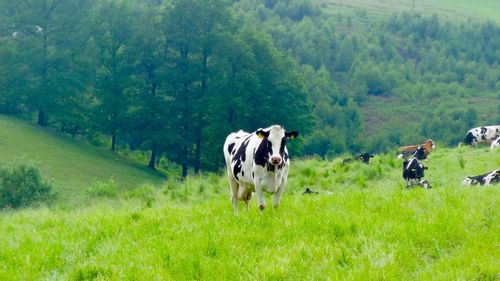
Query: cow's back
223,130,261,184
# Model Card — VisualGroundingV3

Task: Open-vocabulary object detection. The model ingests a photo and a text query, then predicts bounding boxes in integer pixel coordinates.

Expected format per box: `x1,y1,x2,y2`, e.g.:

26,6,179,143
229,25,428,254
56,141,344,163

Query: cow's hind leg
244,192,252,212
229,178,239,215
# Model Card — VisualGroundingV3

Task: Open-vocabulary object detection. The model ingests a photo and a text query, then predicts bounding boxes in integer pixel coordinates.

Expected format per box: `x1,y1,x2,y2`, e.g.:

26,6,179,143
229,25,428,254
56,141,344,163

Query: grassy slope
0,115,165,205
0,147,498,280
316,0,500,23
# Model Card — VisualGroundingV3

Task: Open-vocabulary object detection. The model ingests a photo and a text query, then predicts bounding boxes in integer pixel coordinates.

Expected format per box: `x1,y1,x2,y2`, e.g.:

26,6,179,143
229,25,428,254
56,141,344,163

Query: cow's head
463,132,476,145
255,125,299,166
461,176,474,186
357,153,374,163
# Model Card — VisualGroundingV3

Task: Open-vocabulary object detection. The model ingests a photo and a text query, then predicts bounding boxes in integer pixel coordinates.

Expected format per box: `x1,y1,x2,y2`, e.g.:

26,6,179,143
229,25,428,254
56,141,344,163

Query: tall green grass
0,146,498,280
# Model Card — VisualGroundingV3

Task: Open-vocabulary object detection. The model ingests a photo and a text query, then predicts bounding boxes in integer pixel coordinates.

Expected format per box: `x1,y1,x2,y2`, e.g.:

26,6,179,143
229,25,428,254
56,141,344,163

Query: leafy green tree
90,0,134,151
3,0,94,126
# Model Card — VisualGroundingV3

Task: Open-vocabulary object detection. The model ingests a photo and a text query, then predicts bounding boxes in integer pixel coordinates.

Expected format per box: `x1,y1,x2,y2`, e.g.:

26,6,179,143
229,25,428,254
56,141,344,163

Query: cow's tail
396,154,403,160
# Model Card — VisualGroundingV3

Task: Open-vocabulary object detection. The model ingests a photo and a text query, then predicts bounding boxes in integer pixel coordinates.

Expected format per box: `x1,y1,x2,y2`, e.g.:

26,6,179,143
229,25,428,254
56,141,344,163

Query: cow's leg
244,192,252,212
273,178,287,209
254,183,266,210
229,177,239,215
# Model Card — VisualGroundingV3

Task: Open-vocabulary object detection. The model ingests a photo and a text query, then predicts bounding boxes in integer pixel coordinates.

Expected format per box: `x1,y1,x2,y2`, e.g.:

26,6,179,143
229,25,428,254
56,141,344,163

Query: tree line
0,0,498,177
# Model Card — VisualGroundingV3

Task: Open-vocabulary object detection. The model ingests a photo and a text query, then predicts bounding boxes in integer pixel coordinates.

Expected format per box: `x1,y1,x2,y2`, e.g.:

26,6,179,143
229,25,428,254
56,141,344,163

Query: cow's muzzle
270,156,282,165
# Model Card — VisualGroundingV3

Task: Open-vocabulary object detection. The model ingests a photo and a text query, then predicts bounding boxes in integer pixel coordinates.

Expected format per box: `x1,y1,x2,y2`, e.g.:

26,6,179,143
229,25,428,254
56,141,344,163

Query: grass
0,115,165,206
316,0,500,24
0,146,498,280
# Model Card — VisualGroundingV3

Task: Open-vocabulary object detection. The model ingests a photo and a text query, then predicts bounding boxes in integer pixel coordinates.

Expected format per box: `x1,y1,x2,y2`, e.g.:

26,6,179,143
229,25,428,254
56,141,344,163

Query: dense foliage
0,0,498,176
0,160,53,208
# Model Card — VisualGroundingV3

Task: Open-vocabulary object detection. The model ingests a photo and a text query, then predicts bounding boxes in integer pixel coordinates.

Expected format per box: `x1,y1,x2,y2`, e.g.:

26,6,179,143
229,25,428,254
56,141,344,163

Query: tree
91,0,134,151
4,0,94,126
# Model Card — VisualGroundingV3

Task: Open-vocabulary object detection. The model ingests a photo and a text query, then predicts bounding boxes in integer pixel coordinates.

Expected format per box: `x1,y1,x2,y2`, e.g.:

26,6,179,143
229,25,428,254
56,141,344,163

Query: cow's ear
256,130,269,139
286,131,299,139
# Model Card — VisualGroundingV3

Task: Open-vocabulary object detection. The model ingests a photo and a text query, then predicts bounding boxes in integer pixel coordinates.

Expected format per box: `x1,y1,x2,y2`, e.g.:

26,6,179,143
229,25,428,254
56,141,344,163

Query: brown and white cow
397,139,435,160
223,125,299,215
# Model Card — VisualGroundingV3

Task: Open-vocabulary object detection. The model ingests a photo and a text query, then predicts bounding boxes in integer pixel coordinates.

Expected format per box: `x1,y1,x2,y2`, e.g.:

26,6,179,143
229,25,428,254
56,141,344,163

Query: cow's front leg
254,183,266,210
273,178,287,209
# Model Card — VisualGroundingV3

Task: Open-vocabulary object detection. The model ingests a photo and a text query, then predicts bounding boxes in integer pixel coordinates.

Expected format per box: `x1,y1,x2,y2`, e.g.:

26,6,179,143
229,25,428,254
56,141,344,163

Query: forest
0,0,499,177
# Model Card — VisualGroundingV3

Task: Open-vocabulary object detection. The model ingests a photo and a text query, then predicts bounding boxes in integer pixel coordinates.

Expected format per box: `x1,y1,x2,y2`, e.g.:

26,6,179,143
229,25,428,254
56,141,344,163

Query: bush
0,160,53,208
85,178,118,198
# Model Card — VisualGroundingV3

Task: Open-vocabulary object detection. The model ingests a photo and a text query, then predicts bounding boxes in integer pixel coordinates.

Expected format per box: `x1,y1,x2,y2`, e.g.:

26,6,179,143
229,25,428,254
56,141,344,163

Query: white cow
463,126,500,146
223,125,298,215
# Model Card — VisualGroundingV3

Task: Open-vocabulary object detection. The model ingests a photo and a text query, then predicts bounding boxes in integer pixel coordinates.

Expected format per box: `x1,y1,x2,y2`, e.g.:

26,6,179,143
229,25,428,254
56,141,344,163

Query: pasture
0,146,498,280
316,0,500,23
0,115,165,206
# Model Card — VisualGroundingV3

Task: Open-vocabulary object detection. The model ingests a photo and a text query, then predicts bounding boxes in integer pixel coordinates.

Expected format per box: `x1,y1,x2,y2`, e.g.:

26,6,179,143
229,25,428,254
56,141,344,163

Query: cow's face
255,125,299,166
461,177,474,186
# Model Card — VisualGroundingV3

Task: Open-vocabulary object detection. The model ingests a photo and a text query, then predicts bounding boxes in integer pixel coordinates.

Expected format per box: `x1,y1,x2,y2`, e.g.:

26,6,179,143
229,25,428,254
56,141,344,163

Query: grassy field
0,146,498,280
316,0,500,23
0,115,165,205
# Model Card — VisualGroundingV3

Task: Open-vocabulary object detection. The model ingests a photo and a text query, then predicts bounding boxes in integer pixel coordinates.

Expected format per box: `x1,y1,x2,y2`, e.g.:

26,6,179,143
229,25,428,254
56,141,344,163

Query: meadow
316,0,500,23
0,115,165,206
0,145,498,280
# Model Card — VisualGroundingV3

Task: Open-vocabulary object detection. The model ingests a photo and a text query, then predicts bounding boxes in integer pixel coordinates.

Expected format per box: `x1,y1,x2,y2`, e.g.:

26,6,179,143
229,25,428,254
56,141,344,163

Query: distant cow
402,158,431,188
463,126,500,146
342,153,375,164
223,125,299,215
397,140,435,160
461,169,500,186
491,137,500,150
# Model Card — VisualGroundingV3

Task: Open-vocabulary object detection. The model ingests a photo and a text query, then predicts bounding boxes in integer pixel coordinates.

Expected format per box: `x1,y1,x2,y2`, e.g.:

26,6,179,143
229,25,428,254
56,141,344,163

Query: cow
463,126,500,146
402,157,431,188
461,169,500,186
491,137,500,150
223,125,299,215
397,140,435,160
342,153,375,164
302,188,319,195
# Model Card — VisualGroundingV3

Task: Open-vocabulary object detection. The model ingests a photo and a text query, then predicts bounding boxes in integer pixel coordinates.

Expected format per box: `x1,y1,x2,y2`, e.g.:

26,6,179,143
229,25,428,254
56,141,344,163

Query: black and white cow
491,137,500,150
223,125,299,215
342,153,375,164
463,126,500,146
461,169,500,186
402,157,431,188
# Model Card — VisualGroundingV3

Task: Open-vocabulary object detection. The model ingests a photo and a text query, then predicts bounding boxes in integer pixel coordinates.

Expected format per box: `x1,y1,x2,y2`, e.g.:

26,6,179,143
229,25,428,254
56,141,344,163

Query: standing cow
402,157,431,188
463,126,500,146
223,125,299,215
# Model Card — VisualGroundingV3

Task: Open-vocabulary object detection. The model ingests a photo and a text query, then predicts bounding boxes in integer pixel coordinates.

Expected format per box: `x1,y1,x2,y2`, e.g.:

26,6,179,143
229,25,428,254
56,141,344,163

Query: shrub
0,160,53,208
85,178,118,198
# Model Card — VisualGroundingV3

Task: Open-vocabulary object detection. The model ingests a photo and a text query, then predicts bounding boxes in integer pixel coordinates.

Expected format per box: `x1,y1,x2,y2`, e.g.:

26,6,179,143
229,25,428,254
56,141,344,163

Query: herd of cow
223,125,500,214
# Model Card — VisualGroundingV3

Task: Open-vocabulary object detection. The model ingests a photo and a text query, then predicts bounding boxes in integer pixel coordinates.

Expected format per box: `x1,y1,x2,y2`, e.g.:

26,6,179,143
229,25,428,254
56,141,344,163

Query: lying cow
342,153,375,164
223,125,299,215
397,140,434,160
491,137,500,150
461,169,500,186
463,125,500,146
403,157,431,188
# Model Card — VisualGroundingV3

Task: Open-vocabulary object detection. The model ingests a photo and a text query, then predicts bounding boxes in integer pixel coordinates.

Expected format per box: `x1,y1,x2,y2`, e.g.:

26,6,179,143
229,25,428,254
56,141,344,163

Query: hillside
0,115,165,205
0,147,498,279
317,0,500,23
